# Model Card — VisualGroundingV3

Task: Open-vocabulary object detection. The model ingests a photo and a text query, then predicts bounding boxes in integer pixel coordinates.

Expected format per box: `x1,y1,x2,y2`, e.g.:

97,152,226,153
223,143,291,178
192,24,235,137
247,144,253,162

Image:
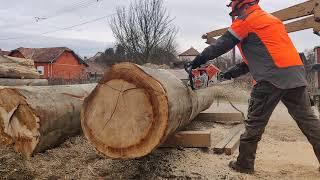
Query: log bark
0,55,40,79
0,84,96,157
0,78,48,86
81,63,225,159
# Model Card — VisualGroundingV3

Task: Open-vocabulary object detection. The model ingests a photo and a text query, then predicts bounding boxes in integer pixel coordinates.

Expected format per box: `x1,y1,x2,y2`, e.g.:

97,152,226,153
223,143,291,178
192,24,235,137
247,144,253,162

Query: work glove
191,55,208,69
218,62,249,81
217,71,232,82
184,55,208,74
184,62,193,74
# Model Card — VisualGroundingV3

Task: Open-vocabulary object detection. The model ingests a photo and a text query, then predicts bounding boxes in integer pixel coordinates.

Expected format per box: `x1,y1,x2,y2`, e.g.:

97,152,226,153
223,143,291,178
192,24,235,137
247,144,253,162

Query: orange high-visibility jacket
229,5,307,89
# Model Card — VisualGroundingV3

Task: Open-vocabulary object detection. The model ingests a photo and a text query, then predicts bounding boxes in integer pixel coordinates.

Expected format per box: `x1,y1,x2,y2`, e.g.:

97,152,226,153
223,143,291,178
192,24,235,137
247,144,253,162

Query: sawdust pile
1,103,319,179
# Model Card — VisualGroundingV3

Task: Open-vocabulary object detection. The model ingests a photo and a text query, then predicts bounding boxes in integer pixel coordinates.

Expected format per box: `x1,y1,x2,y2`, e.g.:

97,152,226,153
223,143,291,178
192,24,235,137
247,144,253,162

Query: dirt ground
0,101,319,179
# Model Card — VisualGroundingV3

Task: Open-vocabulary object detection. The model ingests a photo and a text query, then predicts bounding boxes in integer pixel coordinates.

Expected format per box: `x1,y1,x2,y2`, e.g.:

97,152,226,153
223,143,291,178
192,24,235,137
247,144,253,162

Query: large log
82,63,239,159
0,55,40,79
0,84,96,157
0,78,48,86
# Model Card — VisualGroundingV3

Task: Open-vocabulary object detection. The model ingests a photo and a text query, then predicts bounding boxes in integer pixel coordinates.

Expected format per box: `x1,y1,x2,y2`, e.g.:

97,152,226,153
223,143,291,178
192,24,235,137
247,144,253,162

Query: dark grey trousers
237,81,320,170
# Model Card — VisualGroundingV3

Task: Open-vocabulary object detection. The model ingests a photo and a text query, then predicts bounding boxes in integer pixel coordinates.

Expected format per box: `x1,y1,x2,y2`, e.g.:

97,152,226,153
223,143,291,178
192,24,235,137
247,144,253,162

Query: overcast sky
0,0,318,57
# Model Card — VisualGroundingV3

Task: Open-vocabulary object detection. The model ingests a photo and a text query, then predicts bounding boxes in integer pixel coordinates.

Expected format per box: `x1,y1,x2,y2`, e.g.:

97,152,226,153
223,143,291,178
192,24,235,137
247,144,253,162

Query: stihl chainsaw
185,64,221,90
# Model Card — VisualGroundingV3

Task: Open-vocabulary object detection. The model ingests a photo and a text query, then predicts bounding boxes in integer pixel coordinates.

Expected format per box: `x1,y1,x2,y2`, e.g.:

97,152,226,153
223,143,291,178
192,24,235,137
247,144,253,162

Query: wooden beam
272,0,317,22
285,16,318,33
213,124,244,154
205,28,228,40
225,128,245,155
196,113,244,125
161,130,211,148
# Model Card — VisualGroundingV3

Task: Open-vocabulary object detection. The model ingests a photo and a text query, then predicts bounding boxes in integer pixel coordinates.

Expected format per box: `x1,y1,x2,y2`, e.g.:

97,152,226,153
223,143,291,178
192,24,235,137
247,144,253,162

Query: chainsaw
185,64,221,90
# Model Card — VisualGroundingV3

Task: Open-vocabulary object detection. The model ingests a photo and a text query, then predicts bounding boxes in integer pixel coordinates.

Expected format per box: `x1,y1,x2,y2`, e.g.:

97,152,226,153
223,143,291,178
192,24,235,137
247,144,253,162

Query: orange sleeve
229,19,249,40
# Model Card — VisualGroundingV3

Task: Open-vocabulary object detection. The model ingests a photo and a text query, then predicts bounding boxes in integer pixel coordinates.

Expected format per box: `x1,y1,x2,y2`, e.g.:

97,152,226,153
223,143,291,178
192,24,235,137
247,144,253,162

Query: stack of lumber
0,84,96,157
0,55,48,86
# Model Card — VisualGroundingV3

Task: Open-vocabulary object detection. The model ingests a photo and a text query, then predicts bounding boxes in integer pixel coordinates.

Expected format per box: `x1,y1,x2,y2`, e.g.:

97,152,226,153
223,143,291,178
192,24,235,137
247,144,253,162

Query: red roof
9,47,87,66
178,47,200,56
0,49,10,56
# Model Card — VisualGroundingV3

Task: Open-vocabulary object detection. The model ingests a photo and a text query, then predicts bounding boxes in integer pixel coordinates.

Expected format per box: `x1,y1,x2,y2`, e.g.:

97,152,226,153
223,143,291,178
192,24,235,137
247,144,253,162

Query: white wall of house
36,66,45,75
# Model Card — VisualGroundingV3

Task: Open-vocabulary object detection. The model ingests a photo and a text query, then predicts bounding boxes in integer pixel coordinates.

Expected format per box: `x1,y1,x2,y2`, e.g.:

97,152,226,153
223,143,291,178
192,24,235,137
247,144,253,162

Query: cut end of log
81,63,169,159
0,89,40,157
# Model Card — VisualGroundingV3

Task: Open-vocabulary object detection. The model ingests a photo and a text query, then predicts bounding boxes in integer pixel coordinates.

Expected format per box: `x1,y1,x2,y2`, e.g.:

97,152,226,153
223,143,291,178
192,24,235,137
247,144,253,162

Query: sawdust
0,101,319,179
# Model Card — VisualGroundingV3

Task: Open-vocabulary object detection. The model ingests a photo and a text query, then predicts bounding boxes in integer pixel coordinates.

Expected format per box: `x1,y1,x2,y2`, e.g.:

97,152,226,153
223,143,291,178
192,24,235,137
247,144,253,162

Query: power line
43,0,104,20
0,12,117,41
0,0,103,29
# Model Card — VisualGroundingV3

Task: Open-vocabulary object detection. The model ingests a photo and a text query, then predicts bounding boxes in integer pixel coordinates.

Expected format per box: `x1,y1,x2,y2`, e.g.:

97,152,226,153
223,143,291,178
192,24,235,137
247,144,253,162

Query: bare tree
109,0,178,64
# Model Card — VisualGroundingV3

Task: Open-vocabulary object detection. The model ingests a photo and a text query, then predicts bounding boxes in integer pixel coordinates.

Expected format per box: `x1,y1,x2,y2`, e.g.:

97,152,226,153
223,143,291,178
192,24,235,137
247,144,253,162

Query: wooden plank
225,128,245,155
196,113,244,125
161,130,211,148
272,0,317,22
285,16,317,33
213,124,244,154
205,28,228,39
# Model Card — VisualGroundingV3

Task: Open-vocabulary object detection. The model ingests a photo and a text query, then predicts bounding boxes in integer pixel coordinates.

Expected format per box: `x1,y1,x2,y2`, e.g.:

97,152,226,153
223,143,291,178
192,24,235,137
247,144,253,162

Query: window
37,66,44,75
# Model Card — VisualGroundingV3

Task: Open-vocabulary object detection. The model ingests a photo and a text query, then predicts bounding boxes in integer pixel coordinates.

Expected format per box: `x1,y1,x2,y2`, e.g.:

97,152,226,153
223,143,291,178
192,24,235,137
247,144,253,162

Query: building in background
85,61,106,81
9,47,88,81
89,51,104,61
0,49,10,56
178,47,200,62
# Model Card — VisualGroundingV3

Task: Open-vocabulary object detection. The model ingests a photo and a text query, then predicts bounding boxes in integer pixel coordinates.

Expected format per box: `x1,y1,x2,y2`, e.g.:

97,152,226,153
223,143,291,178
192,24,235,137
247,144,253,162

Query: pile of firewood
0,55,48,86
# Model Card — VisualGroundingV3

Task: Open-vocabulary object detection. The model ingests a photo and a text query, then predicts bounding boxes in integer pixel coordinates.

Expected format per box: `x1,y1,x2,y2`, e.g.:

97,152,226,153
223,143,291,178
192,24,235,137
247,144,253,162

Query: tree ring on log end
81,63,169,159
0,89,40,157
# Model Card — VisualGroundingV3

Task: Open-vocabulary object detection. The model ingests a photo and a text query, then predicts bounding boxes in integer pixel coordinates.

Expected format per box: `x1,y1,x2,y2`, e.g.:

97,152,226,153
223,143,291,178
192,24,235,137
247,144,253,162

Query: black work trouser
237,81,320,170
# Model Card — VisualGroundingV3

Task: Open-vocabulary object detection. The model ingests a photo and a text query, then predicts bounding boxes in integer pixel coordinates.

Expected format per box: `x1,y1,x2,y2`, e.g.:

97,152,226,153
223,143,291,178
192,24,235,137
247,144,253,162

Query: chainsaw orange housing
191,64,220,89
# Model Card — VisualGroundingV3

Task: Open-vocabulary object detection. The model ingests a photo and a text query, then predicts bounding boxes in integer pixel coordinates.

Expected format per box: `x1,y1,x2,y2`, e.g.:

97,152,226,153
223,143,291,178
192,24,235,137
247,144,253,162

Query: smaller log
0,56,35,67
0,78,48,86
0,55,40,79
0,84,96,157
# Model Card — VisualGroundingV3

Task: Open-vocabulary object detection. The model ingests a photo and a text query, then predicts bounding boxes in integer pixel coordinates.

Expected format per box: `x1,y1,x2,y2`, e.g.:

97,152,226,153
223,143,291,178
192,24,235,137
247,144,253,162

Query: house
88,51,103,61
85,61,107,81
9,47,88,80
178,47,200,62
0,49,10,56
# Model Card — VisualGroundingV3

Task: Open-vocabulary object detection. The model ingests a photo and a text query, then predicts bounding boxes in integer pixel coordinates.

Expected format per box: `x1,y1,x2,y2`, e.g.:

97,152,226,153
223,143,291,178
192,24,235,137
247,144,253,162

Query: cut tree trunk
82,63,240,159
0,84,96,157
0,78,48,86
0,55,40,79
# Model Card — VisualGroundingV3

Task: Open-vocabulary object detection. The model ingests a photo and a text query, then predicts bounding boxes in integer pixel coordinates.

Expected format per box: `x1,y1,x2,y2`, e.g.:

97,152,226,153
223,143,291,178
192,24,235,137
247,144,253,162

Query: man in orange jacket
186,0,320,174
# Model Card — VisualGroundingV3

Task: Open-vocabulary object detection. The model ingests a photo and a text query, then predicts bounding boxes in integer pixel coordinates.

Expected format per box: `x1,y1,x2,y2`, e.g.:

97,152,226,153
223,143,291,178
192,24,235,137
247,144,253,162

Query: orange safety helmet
227,0,260,16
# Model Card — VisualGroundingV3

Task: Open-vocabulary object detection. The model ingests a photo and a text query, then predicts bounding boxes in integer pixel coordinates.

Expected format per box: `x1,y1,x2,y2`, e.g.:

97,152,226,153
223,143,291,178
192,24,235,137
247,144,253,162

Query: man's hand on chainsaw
184,55,208,74
184,62,193,74
218,62,250,81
